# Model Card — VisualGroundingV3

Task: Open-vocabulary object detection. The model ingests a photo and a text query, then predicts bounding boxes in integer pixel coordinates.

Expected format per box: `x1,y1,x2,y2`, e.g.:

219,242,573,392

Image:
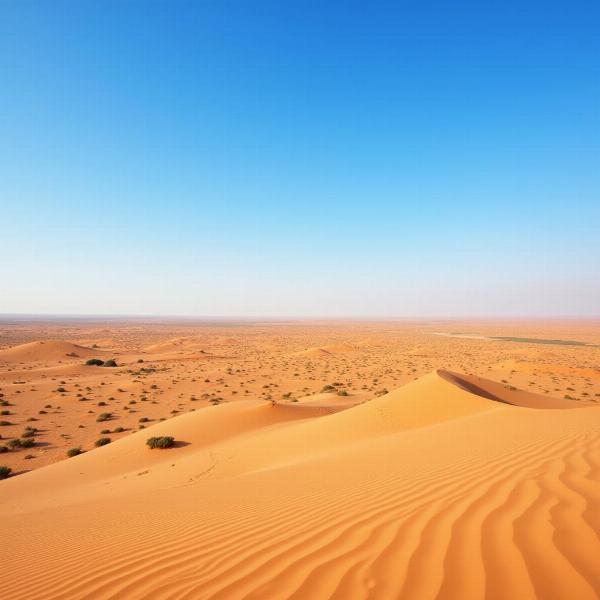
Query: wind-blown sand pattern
1,320,599,599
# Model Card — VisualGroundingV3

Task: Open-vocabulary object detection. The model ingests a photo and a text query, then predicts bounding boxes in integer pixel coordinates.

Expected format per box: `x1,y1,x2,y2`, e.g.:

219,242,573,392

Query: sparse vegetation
67,447,84,457
146,436,175,449
85,358,105,366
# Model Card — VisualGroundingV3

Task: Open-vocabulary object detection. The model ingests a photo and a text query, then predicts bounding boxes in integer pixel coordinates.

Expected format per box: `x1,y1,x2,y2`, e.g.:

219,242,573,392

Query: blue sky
1,1,599,317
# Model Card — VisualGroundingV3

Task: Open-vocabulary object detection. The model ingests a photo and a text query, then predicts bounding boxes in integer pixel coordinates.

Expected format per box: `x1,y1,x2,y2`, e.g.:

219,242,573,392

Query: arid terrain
1,318,599,599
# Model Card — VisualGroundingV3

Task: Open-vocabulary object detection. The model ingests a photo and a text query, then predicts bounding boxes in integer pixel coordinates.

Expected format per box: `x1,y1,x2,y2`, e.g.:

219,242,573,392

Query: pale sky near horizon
1,1,599,317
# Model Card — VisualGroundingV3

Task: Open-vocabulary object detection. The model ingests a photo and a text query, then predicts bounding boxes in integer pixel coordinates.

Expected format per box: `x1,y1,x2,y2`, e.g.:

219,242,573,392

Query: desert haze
0,319,599,599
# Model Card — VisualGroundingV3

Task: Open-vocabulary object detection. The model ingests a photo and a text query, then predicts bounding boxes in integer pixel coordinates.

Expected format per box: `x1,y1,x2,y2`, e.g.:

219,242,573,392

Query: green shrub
103,359,118,368
85,358,105,366
95,437,111,447
146,436,175,449
19,438,34,448
0,465,11,479
67,447,83,457
96,412,112,422
113,426,125,433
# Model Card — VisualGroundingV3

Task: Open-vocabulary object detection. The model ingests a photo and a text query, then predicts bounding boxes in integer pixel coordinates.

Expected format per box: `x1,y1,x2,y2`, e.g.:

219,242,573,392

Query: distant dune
0,340,106,363
297,343,358,357
143,337,204,353
2,368,599,599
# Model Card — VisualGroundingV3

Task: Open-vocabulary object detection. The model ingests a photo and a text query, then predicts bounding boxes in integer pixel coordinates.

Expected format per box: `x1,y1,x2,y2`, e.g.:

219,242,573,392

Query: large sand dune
2,368,599,599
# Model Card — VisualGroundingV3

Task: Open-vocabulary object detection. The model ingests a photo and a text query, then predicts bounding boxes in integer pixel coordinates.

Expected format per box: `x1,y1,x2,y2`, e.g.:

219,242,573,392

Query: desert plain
1,318,599,599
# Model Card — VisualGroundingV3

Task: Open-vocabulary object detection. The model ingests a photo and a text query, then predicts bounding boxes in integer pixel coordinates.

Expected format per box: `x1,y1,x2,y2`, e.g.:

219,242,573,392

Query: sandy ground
1,319,599,599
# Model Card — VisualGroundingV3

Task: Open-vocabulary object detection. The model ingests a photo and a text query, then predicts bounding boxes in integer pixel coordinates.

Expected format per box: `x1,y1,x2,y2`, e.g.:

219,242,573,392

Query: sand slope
1,371,599,599
0,340,106,363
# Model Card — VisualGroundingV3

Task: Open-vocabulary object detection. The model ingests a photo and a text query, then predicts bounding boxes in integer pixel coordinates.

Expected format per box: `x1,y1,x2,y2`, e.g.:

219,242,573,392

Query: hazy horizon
2,1,599,317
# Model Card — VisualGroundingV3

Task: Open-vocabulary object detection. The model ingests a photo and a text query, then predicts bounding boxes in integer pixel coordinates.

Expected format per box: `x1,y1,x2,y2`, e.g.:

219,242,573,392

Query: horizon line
1,313,599,322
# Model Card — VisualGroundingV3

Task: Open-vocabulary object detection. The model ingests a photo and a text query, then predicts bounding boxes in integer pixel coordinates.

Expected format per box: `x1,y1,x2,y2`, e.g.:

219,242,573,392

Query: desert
1,318,599,598
3,1,599,597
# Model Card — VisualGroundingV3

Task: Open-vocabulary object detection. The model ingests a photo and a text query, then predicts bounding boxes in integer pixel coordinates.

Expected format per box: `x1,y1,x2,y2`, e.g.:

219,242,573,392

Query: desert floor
1,318,599,599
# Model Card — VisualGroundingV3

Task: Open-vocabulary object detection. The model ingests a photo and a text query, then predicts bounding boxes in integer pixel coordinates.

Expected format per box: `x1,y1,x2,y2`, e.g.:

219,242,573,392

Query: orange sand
1,319,599,598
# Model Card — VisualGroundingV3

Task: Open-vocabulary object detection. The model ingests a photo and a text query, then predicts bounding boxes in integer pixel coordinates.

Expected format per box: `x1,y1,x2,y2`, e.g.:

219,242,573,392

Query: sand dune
143,337,205,353
140,337,226,361
2,368,599,599
0,340,106,363
438,369,589,409
298,343,358,357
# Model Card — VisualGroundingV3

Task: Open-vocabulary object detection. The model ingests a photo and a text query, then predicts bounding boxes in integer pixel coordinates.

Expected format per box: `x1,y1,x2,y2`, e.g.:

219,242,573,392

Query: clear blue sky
1,1,598,317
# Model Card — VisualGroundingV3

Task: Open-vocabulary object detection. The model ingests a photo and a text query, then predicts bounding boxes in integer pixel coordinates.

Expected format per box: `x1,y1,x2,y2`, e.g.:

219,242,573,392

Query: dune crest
438,369,590,409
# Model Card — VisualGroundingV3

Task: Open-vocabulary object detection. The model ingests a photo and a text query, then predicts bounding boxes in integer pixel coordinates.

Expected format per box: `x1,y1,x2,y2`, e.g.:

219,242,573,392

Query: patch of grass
95,437,111,447
96,412,112,422
0,465,12,479
67,447,84,457
491,336,591,346
146,436,175,449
